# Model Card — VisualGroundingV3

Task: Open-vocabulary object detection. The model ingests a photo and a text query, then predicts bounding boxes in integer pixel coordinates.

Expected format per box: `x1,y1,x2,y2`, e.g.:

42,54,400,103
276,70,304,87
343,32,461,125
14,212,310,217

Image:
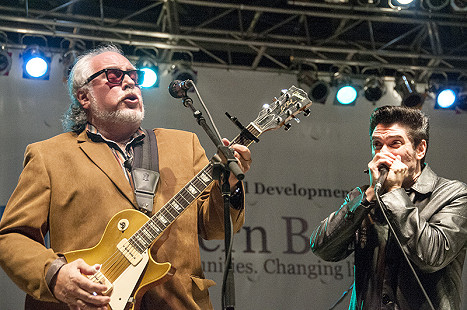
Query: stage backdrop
1,50,466,310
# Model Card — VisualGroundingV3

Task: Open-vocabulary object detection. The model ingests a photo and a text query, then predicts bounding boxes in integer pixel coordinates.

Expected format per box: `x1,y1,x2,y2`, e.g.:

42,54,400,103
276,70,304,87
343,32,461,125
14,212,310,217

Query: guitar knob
303,108,311,117
284,123,292,131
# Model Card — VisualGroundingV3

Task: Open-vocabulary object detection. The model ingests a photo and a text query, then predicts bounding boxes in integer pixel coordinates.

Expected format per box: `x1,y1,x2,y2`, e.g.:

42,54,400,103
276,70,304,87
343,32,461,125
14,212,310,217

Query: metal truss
0,0,465,82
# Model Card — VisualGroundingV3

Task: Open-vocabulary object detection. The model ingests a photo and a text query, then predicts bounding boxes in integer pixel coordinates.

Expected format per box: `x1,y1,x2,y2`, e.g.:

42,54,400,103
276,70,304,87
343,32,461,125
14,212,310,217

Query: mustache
118,90,141,102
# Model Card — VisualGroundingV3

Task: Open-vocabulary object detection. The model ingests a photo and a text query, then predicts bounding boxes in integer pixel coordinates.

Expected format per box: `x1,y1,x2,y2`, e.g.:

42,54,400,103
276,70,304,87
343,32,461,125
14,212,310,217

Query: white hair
62,44,124,132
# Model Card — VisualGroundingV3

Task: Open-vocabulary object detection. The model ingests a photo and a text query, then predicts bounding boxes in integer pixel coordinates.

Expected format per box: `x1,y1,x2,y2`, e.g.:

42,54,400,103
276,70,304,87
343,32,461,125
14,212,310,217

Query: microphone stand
179,91,243,310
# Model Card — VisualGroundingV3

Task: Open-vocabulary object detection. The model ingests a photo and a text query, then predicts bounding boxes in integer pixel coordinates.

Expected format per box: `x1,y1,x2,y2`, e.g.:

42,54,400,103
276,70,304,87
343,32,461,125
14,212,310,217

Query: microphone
374,165,389,194
124,158,133,171
168,80,194,98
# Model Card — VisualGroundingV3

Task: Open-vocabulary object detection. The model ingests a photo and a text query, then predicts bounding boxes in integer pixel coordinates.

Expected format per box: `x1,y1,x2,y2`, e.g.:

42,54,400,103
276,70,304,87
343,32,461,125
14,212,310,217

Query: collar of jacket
411,164,438,195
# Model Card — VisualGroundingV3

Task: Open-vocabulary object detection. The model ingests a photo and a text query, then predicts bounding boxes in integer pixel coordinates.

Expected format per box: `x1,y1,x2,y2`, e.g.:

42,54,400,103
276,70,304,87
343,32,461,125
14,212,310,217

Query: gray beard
89,97,144,126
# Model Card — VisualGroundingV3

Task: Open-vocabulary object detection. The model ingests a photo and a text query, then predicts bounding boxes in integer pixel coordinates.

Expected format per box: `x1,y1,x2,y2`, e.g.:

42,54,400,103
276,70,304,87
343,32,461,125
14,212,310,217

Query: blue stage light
336,85,358,105
436,89,457,109
25,57,48,77
22,46,51,80
140,67,159,88
136,57,159,88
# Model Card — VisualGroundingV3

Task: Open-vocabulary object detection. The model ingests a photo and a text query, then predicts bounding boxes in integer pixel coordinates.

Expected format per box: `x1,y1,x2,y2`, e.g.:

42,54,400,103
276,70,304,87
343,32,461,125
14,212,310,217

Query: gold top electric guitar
64,85,313,310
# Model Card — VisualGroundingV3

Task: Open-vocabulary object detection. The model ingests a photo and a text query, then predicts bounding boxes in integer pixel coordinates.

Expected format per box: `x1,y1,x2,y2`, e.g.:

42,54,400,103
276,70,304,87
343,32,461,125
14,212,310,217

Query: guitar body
64,209,175,310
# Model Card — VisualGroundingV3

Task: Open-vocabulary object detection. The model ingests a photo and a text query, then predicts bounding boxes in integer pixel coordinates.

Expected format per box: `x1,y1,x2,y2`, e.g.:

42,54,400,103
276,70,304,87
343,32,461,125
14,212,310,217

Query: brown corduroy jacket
0,128,245,310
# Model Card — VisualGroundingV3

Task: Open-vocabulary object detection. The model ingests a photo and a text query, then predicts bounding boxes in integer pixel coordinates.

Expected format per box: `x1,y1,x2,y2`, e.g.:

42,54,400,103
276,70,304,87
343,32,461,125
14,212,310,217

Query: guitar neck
127,123,261,252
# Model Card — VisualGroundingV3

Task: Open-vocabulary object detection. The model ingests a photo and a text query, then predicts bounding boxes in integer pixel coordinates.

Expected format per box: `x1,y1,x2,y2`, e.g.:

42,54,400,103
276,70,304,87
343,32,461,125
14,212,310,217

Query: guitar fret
134,236,147,249
199,172,211,184
175,196,188,208
129,237,144,253
148,220,163,237
141,228,153,243
179,191,191,203
161,209,176,221
157,213,169,225
186,184,199,196
137,230,150,246
170,199,183,212
230,124,260,148
141,224,156,245
166,206,179,218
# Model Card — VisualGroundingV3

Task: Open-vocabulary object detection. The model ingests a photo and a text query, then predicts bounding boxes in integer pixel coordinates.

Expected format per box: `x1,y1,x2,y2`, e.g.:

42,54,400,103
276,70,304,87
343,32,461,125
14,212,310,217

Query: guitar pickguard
109,250,149,310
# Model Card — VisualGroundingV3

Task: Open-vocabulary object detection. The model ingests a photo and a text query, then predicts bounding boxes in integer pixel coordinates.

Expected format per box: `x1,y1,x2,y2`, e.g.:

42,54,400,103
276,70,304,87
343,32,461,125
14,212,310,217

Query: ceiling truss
0,0,465,82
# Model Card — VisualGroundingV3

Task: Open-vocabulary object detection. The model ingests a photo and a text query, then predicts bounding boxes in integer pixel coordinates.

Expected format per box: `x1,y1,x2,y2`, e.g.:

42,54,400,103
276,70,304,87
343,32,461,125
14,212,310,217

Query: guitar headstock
253,85,312,133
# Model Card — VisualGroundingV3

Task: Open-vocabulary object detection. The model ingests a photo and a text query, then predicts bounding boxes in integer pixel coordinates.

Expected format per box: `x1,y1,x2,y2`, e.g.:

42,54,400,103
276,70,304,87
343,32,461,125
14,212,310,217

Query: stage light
363,76,386,103
436,89,457,109
395,0,415,4
394,73,424,108
297,70,329,103
451,0,467,11
170,62,197,86
136,57,159,88
22,46,51,80
422,0,450,10
0,48,12,76
336,85,358,105
389,0,416,8
332,66,359,106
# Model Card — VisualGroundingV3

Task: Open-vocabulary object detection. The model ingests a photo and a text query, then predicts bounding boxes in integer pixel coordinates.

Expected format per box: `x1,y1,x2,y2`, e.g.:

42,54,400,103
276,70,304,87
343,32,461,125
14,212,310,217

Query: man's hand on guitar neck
53,259,111,310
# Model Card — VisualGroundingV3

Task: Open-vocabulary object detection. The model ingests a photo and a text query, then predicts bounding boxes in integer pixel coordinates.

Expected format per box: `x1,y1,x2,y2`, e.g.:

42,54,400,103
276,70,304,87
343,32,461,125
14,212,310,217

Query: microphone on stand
124,158,133,171
374,165,389,194
168,80,194,98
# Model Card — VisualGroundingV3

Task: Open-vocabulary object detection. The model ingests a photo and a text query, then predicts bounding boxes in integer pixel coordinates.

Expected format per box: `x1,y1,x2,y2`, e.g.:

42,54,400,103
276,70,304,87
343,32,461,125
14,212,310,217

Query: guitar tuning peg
284,123,292,131
295,102,302,109
303,108,311,117
276,116,283,124
293,117,300,124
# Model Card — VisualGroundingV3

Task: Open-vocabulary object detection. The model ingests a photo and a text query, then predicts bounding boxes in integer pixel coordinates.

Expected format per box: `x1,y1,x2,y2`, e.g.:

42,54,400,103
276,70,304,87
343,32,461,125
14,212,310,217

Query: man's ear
416,139,427,160
77,89,90,110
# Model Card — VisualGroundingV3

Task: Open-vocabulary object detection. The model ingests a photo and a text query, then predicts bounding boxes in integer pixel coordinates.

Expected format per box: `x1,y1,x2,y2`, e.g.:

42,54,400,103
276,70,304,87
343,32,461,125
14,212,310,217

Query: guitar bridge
88,271,113,295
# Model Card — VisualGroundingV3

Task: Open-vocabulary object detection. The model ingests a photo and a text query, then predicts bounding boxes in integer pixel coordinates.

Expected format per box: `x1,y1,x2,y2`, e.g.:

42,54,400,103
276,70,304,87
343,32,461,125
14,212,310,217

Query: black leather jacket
311,165,467,310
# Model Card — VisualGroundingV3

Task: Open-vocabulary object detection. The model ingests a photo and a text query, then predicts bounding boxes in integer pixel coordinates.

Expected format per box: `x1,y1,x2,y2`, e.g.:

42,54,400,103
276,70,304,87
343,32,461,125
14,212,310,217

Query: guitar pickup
117,238,143,265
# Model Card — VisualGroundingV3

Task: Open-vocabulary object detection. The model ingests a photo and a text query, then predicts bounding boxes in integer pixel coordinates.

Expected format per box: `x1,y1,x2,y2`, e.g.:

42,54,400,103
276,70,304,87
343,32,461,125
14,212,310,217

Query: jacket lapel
76,131,137,207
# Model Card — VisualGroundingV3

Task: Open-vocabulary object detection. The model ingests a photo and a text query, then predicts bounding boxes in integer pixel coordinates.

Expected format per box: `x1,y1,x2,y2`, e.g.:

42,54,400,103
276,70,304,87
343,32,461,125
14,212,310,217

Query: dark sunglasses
84,68,145,86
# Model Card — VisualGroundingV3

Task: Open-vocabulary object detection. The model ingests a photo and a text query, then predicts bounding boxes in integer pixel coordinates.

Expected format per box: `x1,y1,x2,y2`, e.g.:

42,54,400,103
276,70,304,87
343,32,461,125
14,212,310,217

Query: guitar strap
131,128,160,215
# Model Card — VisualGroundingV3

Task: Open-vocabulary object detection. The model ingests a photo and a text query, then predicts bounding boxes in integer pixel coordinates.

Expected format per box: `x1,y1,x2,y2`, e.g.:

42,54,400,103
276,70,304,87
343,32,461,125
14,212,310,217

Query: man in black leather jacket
310,106,467,310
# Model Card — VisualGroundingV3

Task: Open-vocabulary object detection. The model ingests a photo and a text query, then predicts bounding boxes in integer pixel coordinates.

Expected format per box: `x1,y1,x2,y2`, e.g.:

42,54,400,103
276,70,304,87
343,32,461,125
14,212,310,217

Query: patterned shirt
85,123,145,189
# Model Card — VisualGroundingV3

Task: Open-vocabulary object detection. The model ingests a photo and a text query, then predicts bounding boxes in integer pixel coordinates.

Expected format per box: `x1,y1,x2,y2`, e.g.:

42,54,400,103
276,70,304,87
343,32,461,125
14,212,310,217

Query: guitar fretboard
128,123,261,252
